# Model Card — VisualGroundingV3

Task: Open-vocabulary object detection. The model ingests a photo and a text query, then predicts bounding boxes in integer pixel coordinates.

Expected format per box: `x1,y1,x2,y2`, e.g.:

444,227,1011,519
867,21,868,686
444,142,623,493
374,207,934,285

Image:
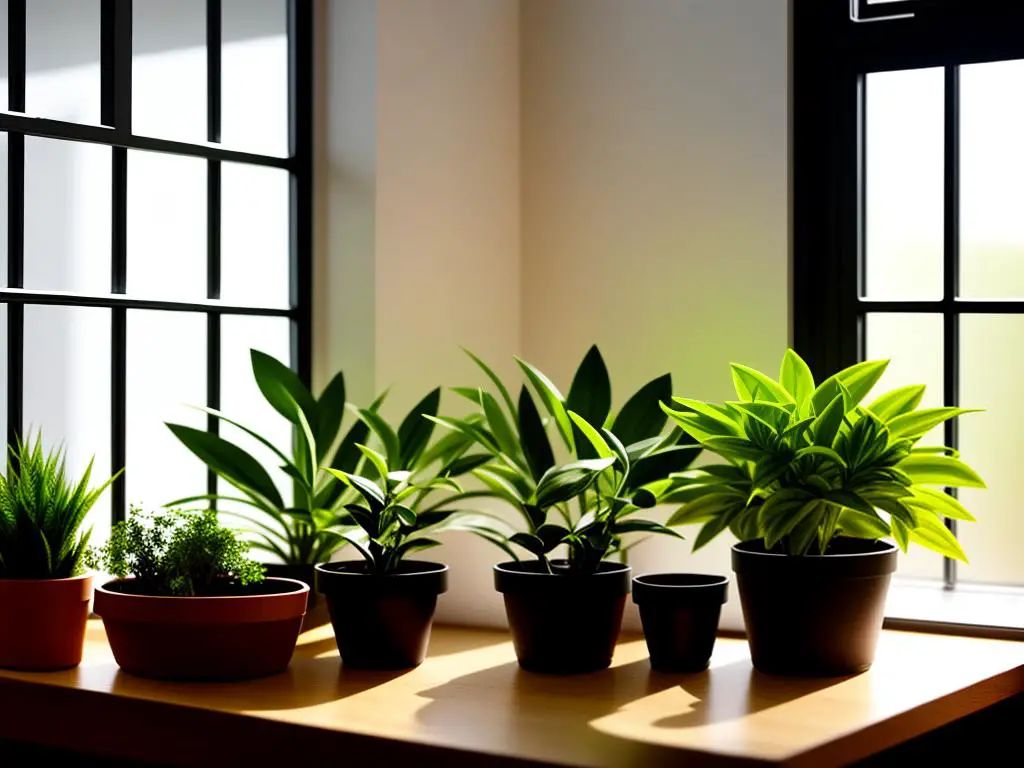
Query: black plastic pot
494,560,631,674
633,573,728,673
315,561,447,669
732,538,898,677
262,563,318,608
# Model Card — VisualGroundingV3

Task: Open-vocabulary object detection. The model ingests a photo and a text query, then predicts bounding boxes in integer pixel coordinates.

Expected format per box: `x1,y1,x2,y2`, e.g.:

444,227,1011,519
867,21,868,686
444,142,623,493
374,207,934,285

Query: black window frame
793,0,1024,589
1,0,313,523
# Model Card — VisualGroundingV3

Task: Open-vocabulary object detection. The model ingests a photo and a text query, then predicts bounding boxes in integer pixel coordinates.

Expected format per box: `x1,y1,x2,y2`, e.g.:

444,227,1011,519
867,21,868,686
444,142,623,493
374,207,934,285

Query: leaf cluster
662,349,984,558
0,433,117,579
430,346,699,574
88,507,265,596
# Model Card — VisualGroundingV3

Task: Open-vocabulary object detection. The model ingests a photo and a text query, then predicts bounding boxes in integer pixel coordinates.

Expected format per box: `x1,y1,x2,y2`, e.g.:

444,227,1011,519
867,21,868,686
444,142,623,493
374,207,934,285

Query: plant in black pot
432,346,700,674
0,432,117,670
662,349,984,676
90,506,309,680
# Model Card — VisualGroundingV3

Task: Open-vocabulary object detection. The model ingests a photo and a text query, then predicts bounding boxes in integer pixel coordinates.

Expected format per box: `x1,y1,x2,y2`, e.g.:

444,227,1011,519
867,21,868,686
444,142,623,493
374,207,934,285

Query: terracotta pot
494,560,630,674
0,574,92,671
316,561,447,670
633,573,728,673
733,538,898,676
93,577,308,681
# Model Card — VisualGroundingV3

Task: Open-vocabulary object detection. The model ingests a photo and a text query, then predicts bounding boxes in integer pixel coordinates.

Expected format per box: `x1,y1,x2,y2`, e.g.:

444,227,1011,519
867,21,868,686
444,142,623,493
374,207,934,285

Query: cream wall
320,0,791,629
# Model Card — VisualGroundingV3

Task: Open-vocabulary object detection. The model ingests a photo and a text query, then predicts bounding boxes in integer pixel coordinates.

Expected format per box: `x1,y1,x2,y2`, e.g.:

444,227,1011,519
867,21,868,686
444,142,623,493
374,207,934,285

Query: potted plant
662,349,984,676
316,403,495,670
90,506,309,680
166,350,470,605
429,346,702,674
0,433,117,670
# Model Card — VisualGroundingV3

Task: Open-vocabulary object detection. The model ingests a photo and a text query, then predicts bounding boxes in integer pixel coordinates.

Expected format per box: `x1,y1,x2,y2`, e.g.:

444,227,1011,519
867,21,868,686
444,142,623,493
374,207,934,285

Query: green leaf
891,517,910,552
838,509,890,539
898,455,986,488
907,487,976,522
395,505,417,527
516,357,574,451
462,348,517,419
341,530,376,565
909,513,968,562
825,490,875,515
510,532,549,557
867,384,926,421
479,389,523,461
535,523,571,550
250,349,317,426
472,468,526,506
344,504,379,537
534,458,615,509
425,415,500,455
730,363,794,404
566,345,612,431
812,393,846,448
669,398,742,436
888,407,977,440
396,538,442,559
315,371,347,461
811,359,889,416
611,374,672,446
355,444,389,482
702,436,764,463
325,469,386,512
667,493,743,527
625,446,701,491
613,519,683,538
331,419,370,473
779,349,815,411
518,386,555,483
354,406,401,468
794,445,848,469
397,388,441,469
692,510,738,551
568,411,614,460
166,423,284,509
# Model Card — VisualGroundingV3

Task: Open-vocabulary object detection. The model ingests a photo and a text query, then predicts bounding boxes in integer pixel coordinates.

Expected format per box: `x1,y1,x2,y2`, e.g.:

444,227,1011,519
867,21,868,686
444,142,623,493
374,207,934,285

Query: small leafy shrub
89,507,265,596
0,433,117,579
662,349,984,558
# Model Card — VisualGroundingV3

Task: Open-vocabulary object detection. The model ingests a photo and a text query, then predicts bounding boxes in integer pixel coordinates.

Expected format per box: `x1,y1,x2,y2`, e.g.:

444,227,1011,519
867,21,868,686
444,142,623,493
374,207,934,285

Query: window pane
127,150,206,300
222,0,287,156
132,0,207,144
864,68,943,300
958,315,1024,585
126,310,207,513
24,137,110,293
865,313,944,580
222,162,289,307
220,316,291,550
23,306,112,544
960,59,1024,299
25,0,101,125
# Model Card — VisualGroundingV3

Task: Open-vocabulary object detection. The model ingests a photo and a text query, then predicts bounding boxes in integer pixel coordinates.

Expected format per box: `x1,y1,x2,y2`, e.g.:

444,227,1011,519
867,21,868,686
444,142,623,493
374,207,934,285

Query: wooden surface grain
0,618,1021,767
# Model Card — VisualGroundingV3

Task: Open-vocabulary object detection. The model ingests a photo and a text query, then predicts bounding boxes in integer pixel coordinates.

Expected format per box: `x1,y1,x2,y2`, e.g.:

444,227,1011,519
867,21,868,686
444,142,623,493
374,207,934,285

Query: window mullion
5,0,26,451
206,0,222,502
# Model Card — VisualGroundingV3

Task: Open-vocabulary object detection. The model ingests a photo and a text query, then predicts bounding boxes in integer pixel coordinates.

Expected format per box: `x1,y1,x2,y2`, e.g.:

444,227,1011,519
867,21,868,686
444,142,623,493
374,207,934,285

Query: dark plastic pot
0,575,92,671
262,563,318,608
93,577,308,681
316,561,448,670
633,573,728,673
494,560,630,674
733,538,898,677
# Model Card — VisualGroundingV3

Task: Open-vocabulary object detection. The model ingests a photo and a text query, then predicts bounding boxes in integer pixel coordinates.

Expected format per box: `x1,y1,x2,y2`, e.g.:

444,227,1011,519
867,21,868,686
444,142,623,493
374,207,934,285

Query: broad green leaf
341,531,375,565
516,357,574,451
395,505,417,527
838,509,890,539
794,445,848,469
825,489,874,515
510,532,548,556
167,423,284,509
667,493,743,526
315,371,347,461
611,374,672,446
811,359,889,415
251,349,317,426
812,393,845,448
702,436,764,463
909,512,968,562
535,523,571,550
325,468,386,512
424,415,500,454
397,388,441,469
730,363,794,404
351,444,388,483
888,407,978,440
891,517,910,552
396,538,442,559
602,428,631,477
472,468,526,506
898,454,986,488
566,345,612,431
613,519,683,538
779,349,815,411
764,499,818,549
568,411,614,460
692,509,738,551
344,504,379,537
462,348,517,419
867,384,925,421
625,446,701,491
906,486,976,522
295,406,319,483
670,398,742,435
534,458,615,509
480,389,521,460
353,406,401,468
518,386,555,482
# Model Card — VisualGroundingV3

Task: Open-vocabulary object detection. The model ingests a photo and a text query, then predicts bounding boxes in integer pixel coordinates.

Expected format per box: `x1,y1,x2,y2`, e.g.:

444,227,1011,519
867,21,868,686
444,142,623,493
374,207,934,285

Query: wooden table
0,619,1021,767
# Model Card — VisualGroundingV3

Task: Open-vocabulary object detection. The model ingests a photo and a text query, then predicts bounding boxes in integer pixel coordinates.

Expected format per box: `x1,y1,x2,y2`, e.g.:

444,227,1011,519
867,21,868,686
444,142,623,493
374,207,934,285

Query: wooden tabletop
0,617,1021,767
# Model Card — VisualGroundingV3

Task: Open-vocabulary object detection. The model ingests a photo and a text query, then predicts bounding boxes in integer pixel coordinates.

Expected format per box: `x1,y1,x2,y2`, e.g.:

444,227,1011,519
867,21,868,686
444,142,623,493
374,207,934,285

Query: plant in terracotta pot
662,349,984,676
431,346,702,674
90,506,309,680
0,433,117,670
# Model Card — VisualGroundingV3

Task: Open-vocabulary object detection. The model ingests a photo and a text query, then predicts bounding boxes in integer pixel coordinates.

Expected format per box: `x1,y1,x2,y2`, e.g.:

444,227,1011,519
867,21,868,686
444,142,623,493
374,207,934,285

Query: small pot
93,577,308,681
733,538,898,676
633,573,728,673
0,574,92,671
494,560,630,674
316,561,448,670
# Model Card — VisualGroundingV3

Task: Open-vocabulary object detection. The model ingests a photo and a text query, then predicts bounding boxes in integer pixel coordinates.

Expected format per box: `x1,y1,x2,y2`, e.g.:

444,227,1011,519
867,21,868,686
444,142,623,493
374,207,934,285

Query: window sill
885,579,1024,640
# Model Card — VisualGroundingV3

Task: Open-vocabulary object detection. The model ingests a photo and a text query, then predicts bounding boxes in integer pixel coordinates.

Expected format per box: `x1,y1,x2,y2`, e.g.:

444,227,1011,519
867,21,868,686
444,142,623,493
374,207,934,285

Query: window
0,0,312,542
793,1,1024,619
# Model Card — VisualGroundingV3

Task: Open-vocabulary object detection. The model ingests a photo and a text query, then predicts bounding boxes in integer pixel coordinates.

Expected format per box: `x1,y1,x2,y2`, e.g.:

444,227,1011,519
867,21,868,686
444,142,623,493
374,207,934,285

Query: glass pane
133,0,207,144
222,0,288,156
958,315,1024,585
23,306,112,544
126,310,207,512
127,150,206,300
220,316,292,551
865,313,944,580
960,59,1024,299
24,137,111,293
221,162,289,307
864,68,943,300
25,0,101,125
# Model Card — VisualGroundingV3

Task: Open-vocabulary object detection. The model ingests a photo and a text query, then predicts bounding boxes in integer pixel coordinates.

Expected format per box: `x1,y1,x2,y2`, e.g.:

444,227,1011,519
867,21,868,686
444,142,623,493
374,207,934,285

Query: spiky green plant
0,433,118,579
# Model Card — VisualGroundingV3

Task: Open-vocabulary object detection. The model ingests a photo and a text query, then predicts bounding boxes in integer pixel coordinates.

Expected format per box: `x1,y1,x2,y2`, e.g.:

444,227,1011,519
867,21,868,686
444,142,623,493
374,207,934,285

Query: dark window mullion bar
0,288,294,316
942,64,961,590
206,0,222,501
5,0,26,452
